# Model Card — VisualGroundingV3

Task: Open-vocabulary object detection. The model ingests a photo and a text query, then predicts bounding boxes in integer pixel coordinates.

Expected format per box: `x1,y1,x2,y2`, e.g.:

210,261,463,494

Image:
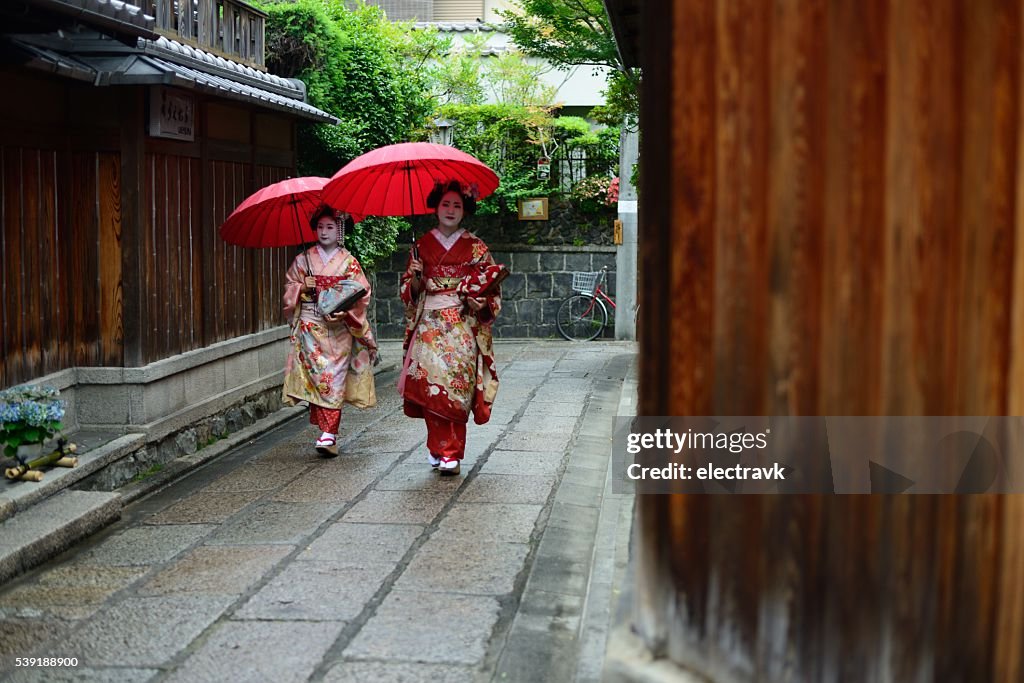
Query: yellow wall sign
518,198,549,221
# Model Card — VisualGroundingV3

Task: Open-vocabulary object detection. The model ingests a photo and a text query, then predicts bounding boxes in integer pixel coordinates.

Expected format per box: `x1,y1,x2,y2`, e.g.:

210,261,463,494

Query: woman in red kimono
283,205,377,456
398,180,501,475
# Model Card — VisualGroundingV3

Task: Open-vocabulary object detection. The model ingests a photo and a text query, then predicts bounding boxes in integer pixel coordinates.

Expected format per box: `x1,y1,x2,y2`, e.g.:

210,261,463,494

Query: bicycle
556,266,616,341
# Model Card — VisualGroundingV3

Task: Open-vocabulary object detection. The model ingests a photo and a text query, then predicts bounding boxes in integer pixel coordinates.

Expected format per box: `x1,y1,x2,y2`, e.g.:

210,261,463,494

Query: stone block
501,272,527,298
183,363,226,405
375,271,400,298
258,340,289,377
344,590,500,665
513,252,540,272
542,298,564,323
165,620,341,683
297,522,421,565
223,349,260,384
57,595,234,667
539,253,565,271
591,252,616,270
138,545,291,596
236,560,392,621
323,662,477,683
378,323,407,340
205,502,337,545
460,474,557,506
525,273,552,298
395,538,530,595
80,524,216,566
343,490,449,525
494,324,531,339
142,375,185,423
515,299,543,324
552,272,574,298
438,503,543,545
565,252,593,272
148,490,263,525
533,324,554,340
172,429,198,456
76,385,130,425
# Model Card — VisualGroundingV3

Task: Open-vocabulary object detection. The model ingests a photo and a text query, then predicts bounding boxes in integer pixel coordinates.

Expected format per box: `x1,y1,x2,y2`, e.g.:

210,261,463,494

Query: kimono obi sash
425,263,470,294
424,293,462,310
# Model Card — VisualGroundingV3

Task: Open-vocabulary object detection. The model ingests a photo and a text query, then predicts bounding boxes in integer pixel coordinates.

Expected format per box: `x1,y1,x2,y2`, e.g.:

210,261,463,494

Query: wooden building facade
605,0,1024,680
0,0,336,390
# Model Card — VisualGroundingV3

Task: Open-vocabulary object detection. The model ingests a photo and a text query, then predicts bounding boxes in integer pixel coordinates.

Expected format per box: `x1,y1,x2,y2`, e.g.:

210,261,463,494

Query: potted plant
0,385,66,459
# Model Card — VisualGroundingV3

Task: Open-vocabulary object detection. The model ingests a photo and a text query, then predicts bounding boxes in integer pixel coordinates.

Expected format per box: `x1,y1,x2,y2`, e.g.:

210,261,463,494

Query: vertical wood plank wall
1,148,123,387
636,0,1024,680
1,94,295,386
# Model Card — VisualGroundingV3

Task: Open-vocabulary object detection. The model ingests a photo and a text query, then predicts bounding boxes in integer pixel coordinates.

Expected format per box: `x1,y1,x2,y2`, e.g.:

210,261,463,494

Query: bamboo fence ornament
4,441,78,481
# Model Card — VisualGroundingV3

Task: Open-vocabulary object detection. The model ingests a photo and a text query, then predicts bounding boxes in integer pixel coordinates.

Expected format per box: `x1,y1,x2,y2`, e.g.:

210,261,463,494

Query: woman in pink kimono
283,206,377,456
399,180,501,475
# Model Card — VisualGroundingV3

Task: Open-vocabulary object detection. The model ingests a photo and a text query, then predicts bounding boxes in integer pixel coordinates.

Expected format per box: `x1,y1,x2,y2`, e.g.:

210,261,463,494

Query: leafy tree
499,0,640,127
432,31,489,106
259,0,444,268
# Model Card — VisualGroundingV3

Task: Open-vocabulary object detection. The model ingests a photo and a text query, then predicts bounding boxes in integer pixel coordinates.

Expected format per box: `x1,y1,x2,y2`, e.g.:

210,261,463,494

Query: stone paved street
0,341,636,683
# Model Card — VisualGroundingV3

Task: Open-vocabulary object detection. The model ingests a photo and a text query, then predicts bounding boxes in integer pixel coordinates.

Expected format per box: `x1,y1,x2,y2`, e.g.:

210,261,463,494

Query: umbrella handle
411,245,421,278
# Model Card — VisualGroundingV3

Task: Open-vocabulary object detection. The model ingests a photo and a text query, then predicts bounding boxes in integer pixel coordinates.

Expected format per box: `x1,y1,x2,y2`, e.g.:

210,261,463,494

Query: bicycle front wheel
556,295,608,341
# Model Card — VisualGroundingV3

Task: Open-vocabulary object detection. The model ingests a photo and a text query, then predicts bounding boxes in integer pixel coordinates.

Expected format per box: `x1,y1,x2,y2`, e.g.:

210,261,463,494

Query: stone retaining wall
372,245,617,339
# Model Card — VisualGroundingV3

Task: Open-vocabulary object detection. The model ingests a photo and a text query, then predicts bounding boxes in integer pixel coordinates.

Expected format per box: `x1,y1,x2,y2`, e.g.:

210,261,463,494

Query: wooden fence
2,148,123,387
635,0,1024,680
1,145,292,387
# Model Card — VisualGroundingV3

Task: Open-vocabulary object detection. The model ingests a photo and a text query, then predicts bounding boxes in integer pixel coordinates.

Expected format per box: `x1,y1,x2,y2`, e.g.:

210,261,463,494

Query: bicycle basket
572,271,599,296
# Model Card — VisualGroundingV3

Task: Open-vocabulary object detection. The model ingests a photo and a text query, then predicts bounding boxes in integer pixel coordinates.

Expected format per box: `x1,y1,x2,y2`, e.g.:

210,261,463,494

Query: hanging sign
537,157,551,179
149,87,195,141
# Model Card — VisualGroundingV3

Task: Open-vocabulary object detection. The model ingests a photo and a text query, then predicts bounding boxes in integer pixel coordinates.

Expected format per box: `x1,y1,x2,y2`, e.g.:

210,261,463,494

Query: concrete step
0,489,121,584
0,431,145,524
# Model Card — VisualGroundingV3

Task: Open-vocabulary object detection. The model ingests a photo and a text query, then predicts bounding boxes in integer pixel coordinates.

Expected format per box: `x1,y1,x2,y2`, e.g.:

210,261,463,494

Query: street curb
113,358,398,507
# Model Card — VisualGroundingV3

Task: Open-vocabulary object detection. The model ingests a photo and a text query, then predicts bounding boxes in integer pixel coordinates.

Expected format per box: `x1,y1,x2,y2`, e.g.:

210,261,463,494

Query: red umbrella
219,176,363,248
321,142,500,217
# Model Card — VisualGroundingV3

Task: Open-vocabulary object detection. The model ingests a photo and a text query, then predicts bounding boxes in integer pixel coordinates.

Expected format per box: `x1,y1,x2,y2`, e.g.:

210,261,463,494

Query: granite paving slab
54,595,234,667
136,544,292,596
394,539,530,596
342,491,451,525
322,661,478,683
295,522,422,566
235,560,393,621
437,503,543,545
204,502,338,545
144,490,264,525
6,667,159,683
344,590,500,665
76,525,215,567
479,451,565,477
459,474,557,505
165,619,344,683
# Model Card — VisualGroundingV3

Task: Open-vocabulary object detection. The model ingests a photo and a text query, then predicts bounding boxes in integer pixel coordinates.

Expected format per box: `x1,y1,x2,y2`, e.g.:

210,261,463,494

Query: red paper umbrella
321,142,500,217
219,176,363,248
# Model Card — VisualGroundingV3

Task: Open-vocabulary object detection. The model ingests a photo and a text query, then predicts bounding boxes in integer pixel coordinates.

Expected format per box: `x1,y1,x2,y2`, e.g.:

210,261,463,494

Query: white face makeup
316,215,340,248
436,191,465,234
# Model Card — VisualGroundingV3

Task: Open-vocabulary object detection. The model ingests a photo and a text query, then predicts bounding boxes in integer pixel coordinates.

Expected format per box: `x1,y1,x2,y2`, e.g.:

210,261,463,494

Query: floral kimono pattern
398,229,500,426
282,247,376,412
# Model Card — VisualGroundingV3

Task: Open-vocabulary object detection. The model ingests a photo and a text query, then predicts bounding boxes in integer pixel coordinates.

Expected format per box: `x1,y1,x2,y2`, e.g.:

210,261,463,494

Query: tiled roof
30,0,156,37
144,36,302,99
413,20,497,32
4,31,336,123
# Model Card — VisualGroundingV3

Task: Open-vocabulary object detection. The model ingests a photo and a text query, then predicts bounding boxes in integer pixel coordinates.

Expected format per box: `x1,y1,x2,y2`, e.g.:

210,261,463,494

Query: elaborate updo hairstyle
426,180,477,216
308,204,338,231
